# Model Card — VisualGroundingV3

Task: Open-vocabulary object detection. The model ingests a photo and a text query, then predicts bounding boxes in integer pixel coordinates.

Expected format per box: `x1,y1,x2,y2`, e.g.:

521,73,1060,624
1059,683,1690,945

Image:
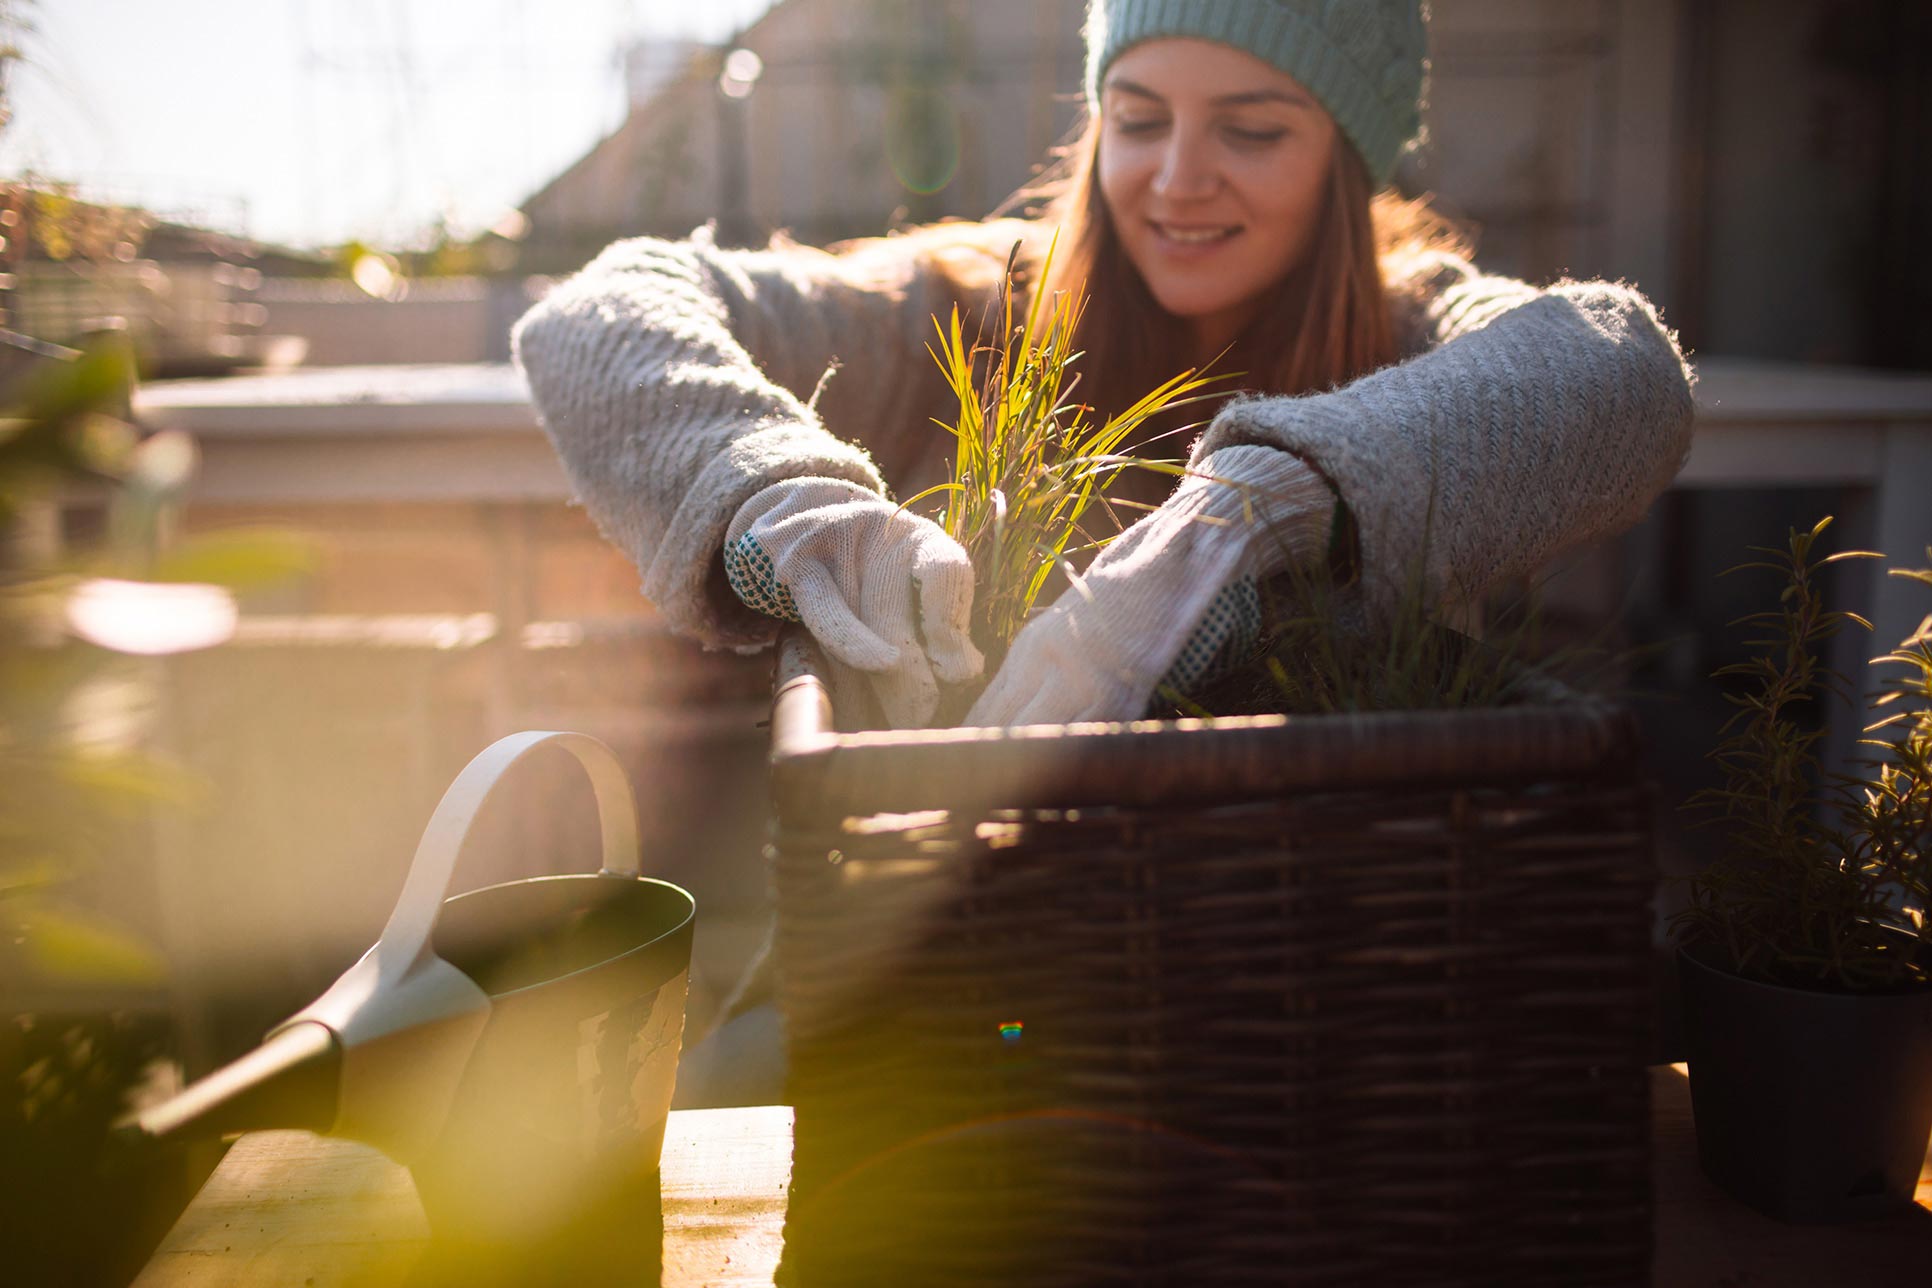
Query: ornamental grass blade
918,231,1228,654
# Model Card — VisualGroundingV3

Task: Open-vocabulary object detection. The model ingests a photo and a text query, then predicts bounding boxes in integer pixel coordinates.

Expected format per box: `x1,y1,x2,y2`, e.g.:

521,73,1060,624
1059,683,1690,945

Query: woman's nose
1152,134,1218,200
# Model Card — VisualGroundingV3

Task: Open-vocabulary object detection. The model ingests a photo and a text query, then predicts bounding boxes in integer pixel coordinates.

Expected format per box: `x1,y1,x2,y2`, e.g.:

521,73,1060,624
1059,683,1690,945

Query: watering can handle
377,730,641,970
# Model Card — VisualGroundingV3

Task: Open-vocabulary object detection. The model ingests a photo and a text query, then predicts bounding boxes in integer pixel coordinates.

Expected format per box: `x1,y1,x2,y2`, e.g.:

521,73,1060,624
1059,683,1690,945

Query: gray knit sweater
512,220,1695,647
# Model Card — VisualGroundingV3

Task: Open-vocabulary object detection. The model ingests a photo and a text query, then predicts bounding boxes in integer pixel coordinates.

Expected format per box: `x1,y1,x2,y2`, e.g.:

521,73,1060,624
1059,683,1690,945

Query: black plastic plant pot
1677,944,1932,1223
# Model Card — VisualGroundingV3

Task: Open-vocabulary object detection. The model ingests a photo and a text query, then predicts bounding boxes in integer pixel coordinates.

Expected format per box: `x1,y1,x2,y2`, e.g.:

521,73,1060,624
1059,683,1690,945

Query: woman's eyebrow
1104,77,1166,103
1104,77,1314,111
1215,87,1315,110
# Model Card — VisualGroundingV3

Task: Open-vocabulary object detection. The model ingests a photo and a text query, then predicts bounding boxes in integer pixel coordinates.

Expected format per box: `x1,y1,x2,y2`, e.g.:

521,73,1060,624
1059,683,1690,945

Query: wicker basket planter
768,630,1654,1287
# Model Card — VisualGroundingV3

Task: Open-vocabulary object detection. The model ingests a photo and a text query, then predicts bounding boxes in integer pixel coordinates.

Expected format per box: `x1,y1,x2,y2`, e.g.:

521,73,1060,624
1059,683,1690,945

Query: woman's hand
963,446,1335,727
725,478,983,727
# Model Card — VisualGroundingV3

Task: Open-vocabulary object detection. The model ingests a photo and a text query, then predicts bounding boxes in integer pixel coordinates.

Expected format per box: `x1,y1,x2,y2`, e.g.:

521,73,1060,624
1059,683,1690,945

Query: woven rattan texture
773,782,1654,1287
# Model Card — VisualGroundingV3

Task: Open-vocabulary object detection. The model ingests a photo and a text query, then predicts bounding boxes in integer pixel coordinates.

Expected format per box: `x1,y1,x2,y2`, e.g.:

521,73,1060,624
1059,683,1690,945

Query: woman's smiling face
1097,38,1339,357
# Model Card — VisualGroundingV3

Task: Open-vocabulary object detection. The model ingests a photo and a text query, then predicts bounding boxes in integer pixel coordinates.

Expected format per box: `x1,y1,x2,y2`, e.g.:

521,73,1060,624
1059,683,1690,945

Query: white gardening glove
724,477,984,728
964,446,1335,727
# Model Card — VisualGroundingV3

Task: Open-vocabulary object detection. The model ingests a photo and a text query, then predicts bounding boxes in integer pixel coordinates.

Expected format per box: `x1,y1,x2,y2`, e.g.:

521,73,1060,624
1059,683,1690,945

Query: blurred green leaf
16,906,165,987
0,859,64,900
5,339,135,432
0,629,102,699
146,528,318,590
54,748,207,812
0,336,141,517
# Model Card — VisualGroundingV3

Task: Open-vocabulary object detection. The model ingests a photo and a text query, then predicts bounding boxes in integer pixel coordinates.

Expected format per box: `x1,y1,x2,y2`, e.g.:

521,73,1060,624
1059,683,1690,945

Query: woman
514,0,1695,736
515,0,1693,1105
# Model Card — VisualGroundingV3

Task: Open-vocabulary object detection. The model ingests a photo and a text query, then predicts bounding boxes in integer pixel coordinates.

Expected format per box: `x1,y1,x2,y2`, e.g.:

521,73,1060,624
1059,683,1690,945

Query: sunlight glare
719,48,763,99
351,251,407,301
67,578,238,655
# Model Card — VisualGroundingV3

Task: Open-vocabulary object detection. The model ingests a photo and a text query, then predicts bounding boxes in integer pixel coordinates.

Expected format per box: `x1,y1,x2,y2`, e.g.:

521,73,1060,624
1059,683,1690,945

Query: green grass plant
906,236,1226,655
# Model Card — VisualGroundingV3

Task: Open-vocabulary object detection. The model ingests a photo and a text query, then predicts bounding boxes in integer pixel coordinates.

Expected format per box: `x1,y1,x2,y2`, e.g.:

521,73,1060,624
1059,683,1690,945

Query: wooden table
132,1106,792,1288
137,1068,1932,1287
1651,1064,1932,1287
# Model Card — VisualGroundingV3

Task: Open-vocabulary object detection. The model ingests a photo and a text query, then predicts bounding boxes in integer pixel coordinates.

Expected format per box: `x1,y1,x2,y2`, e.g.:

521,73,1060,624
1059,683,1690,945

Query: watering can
132,730,696,1242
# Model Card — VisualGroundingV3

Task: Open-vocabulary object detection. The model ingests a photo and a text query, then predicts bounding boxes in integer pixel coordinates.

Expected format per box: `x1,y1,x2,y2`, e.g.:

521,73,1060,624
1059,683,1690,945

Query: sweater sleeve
511,224,997,651
1190,252,1696,619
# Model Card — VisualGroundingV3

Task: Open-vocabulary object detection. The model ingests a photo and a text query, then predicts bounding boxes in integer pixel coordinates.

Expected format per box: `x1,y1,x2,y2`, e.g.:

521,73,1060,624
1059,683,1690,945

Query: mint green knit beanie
1083,0,1428,186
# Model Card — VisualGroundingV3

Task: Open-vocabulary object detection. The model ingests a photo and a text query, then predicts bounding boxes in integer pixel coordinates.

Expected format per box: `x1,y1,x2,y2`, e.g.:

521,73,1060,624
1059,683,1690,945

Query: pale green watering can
133,730,696,1241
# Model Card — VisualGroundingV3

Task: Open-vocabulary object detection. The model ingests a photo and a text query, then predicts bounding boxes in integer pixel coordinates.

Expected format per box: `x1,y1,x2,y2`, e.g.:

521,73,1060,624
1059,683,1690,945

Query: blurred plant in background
0,0,29,136
0,331,314,1284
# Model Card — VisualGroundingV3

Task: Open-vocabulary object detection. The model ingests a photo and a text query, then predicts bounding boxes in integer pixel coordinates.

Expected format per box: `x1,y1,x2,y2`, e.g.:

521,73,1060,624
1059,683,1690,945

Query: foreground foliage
1,334,315,1283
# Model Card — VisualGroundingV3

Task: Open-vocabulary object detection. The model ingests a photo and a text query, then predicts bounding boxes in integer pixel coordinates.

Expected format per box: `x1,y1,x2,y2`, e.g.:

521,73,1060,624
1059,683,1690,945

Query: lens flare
884,87,961,196
66,578,238,655
719,48,763,99
351,252,407,301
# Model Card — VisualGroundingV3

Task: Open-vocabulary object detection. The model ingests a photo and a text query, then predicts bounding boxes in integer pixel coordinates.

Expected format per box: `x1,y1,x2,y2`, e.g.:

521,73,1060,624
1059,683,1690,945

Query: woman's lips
1147,220,1242,255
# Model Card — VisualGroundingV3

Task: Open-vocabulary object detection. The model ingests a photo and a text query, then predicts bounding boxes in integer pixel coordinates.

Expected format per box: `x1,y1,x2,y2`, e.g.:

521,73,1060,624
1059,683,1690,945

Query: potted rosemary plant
1674,517,1932,1223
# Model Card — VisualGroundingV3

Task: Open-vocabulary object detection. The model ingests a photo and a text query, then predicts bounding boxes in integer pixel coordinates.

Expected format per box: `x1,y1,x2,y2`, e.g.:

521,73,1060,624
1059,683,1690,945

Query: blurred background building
516,0,1929,372
23,1,1919,371
520,0,1086,265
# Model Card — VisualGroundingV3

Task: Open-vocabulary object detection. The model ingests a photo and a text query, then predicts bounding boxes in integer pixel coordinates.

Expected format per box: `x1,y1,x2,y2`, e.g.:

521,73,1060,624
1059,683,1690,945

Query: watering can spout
132,1021,341,1146
127,940,493,1161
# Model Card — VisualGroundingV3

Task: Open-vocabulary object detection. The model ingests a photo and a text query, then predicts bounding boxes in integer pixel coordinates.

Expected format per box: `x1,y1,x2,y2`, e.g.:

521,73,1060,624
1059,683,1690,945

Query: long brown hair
826,112,1468,510
1026,115,1468,428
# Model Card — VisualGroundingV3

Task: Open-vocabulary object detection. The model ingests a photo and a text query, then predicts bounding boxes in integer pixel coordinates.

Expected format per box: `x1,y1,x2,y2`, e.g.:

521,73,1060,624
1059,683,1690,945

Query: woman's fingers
789,563,901,673
911,541,984,685
774,508,983,727
961,667,1022,727
793,547,944,726
865,648,941,729
962,601,1090,726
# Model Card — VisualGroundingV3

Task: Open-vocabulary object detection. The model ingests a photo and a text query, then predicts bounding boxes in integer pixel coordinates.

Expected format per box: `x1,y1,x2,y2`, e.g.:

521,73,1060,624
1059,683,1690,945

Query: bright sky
0,0,774,251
